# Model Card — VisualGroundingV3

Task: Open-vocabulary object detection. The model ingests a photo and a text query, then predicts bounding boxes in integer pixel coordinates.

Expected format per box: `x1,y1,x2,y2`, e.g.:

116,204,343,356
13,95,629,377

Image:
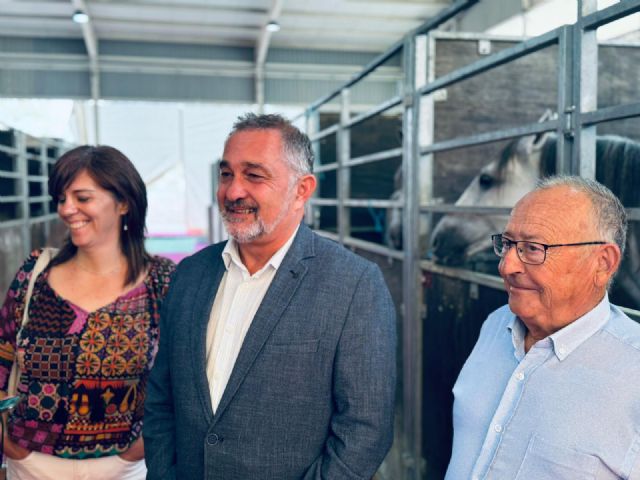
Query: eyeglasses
491,234,606,265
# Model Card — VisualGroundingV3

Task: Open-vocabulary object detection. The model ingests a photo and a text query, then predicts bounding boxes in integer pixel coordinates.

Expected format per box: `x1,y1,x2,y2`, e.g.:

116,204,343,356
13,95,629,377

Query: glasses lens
518,241,546,264
492,235,506,257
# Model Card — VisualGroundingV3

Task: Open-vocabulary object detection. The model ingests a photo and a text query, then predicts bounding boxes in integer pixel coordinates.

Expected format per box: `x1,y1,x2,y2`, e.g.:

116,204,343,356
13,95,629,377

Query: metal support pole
337,89,351,243
91,68,100,144
16,131,30,258
574,0,598,177
556,25,574,175
305,110,320,228
401,34,424,480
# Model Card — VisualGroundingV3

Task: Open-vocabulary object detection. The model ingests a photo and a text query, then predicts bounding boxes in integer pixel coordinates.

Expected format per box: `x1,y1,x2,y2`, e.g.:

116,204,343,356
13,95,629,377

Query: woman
0,146,175,479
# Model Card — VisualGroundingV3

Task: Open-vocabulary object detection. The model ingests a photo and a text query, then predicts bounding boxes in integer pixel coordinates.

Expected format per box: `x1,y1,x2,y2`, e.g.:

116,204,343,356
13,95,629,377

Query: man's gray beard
220,180,298,244
222,214,267,243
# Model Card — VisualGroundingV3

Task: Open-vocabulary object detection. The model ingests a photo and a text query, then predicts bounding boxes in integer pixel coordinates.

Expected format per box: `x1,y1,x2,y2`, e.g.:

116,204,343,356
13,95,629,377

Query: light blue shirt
445,295,640,480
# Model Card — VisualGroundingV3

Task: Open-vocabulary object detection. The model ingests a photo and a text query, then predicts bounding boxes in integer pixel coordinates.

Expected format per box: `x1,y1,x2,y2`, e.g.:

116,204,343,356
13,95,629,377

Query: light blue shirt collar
507,293,611,361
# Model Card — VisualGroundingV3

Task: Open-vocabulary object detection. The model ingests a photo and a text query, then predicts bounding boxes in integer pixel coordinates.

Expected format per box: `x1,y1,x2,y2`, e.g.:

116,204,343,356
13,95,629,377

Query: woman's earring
122,214,128,231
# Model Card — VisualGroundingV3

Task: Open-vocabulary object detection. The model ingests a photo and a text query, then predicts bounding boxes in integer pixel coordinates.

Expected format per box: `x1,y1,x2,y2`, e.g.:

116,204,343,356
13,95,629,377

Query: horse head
429,131,549,266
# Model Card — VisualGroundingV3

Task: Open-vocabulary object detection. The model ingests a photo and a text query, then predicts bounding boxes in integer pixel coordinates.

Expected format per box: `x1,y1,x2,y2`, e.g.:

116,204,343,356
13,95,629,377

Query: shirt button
207,433,219,445
494,424,503,433
516,371,525,381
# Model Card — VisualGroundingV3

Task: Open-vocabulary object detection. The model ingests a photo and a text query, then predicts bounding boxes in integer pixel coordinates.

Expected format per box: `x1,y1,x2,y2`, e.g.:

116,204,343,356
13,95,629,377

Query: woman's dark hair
48,145,150,285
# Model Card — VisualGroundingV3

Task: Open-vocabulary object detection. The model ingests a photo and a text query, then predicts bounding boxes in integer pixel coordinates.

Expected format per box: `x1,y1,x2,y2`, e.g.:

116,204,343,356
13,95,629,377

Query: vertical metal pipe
91,69,100,144
401,34,423,480
338,89,351,243
575,0,598,178
556,25,574,175
305,110,320,228
16,131,30,258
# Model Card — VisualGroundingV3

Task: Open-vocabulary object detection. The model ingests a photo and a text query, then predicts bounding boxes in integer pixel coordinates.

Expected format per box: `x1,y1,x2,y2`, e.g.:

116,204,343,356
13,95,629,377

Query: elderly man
143,113,396,480
445,176,640,479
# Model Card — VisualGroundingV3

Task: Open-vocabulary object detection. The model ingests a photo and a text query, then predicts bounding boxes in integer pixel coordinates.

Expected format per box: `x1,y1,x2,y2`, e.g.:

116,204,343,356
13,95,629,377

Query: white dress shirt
205,228,298,413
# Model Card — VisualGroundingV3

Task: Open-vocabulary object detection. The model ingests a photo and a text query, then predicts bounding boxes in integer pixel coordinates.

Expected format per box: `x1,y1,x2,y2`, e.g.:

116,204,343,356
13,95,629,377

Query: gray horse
428,132,640,310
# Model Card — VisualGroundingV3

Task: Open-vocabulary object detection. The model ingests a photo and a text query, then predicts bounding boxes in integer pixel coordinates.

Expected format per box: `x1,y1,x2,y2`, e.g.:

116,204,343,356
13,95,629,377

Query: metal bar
337,89,351,243
556,25,574,174
419,204,512,215
28,196,52,203
16,131,30,257
0,144,18,155
344,199,403,208
627,209,640,221
342,235,404,260
314,162,339,173
303,0,479,114
420,260,505,290
345,96,403,129
0,213,58,229
582,0,640,30
345,147,402,169
419,119,558,155
401,34,423,480
417,29,560,97
27,175,49,182
309,124,339,142
581,103,640,126
0,196,21,203
0,171,21,179
575,0,598,179
309,198,338,206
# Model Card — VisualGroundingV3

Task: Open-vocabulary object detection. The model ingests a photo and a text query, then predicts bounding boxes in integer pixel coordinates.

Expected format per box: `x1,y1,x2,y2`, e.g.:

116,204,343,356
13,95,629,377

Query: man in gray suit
143,113,396,480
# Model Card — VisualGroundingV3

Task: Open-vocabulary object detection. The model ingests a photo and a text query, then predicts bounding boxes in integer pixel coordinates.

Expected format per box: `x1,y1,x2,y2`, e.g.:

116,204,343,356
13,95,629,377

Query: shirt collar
548,294,610,360
221,225,299,278
507,294,611,361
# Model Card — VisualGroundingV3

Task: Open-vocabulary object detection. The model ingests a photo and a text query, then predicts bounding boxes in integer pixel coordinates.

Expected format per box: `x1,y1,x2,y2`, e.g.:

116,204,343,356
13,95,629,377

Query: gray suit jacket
144,224,396,479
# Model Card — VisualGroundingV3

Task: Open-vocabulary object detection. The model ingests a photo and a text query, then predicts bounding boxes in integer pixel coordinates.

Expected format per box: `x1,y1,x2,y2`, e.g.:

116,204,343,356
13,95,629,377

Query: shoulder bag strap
7,247,59,396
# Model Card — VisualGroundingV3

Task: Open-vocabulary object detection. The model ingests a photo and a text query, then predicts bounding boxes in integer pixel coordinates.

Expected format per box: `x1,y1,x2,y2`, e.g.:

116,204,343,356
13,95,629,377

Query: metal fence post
338,89,351,243
574,0,598,178
401,33,424,480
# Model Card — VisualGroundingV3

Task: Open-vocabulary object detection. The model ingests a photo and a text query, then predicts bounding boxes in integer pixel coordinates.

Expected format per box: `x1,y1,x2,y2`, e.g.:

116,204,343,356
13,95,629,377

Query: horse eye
478,173,494,188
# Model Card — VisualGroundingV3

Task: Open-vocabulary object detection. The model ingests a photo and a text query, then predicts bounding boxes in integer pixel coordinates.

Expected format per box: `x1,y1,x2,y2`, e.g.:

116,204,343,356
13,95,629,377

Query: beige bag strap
7,247,59,396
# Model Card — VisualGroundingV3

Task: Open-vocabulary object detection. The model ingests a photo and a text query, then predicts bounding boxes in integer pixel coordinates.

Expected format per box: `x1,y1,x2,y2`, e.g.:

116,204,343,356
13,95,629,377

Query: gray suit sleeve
144,283,177,480
303,262,397,480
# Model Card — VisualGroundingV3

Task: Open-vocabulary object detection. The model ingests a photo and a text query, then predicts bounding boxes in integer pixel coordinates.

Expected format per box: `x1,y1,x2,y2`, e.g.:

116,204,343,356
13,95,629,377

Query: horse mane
532,133,640,207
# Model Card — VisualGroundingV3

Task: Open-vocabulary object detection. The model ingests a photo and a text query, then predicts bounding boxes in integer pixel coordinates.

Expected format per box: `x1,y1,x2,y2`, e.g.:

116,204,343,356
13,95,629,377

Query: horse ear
518,111,557,155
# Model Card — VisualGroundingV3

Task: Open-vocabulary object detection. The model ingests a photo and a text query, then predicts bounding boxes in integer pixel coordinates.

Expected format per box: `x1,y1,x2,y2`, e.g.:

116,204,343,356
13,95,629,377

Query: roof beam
71,0,100,142
255,0,284,112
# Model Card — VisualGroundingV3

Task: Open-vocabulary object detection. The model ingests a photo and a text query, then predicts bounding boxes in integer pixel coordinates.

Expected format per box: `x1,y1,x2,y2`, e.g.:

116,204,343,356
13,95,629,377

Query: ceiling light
72,10,89,24
266,20,280,32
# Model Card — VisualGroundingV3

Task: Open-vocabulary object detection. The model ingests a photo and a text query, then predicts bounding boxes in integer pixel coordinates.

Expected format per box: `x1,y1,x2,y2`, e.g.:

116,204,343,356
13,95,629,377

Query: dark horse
428,132,640,310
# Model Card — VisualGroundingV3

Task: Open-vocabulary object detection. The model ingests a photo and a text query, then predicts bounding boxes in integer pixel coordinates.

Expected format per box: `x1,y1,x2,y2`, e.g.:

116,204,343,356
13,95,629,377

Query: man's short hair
536,175,627,256
227,113,314,176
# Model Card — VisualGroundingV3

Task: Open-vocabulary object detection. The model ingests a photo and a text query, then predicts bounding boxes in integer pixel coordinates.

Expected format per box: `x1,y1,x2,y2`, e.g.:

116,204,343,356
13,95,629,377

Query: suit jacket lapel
190,243,227,422
213,225,315,421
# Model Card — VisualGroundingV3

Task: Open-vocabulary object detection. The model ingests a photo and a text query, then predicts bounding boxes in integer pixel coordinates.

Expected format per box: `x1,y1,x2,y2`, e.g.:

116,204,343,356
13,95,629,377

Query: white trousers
6,451,146,480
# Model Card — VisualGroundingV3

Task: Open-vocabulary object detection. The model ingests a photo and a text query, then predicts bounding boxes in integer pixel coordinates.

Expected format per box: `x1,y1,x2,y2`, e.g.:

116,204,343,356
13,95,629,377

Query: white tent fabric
0,99,303,236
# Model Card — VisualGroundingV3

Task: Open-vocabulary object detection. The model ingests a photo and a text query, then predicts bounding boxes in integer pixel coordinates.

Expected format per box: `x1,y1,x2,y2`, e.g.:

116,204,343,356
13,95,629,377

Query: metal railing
299,1,640,478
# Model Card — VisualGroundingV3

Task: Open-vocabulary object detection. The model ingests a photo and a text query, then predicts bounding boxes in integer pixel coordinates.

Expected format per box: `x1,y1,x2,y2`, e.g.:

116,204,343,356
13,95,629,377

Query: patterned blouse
0,249,175,459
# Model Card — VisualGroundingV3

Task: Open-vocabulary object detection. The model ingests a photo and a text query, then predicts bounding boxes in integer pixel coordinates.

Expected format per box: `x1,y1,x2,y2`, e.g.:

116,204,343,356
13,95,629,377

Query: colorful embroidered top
0,249,175,459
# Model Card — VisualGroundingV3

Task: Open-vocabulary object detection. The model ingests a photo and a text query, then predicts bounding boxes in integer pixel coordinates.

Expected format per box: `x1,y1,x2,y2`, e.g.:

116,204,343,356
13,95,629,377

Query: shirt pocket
515,435,598,480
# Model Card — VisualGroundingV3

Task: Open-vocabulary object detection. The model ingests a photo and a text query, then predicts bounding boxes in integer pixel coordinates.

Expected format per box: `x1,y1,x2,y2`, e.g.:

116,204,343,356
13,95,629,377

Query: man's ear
594,243,621,288
296,174,317,204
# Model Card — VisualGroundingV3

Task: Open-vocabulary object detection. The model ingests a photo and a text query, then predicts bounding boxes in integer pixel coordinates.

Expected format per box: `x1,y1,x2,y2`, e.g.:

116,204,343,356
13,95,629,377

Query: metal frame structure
0,127,70,258
299,1,640,478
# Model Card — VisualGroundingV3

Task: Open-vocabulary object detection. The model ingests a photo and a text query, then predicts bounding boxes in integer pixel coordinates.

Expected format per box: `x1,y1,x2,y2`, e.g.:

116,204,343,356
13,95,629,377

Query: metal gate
298,1,640,479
